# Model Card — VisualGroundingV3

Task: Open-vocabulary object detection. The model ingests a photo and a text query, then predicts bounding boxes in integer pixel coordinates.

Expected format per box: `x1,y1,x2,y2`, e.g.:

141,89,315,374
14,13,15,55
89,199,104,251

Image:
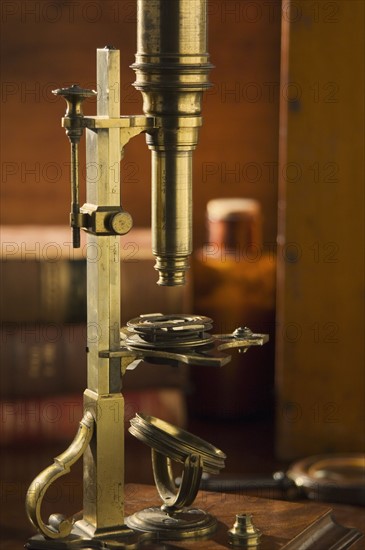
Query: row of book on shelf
0,226,190,446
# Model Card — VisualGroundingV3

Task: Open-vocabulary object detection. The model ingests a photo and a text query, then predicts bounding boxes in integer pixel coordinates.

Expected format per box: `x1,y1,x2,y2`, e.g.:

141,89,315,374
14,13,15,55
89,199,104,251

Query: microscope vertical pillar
80,47,126,537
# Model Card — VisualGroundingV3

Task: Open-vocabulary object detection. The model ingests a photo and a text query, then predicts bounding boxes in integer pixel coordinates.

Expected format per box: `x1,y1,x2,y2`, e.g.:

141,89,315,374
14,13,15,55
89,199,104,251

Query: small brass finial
228,513,261,547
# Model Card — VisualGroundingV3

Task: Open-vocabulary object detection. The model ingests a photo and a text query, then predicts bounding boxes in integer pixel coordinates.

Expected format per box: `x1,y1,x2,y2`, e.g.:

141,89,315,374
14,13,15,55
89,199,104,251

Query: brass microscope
24,0,270,548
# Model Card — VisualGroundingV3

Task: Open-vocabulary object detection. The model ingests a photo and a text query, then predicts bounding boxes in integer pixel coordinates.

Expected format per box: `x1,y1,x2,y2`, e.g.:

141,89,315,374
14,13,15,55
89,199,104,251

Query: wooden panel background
276,0,365,458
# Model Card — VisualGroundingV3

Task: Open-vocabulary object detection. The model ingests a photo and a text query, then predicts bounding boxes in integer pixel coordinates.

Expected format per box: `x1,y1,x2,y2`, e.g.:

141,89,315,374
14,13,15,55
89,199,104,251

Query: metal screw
233,327,253,339
228,513,261,547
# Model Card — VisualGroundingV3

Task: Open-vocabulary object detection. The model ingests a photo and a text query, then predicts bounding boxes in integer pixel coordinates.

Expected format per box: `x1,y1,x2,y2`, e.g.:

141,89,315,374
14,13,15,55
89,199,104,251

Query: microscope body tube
133,0,212,285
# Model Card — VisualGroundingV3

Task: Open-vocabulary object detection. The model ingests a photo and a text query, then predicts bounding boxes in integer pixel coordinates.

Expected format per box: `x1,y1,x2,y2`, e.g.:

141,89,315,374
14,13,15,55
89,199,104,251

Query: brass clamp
79,204,133,237
66,203,133,238
53,84,155,247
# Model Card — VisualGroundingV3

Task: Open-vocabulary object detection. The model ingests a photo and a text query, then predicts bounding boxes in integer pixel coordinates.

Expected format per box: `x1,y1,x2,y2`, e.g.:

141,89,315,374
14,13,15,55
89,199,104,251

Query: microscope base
26,526,141,550
125,506,217,540
26,508,216,549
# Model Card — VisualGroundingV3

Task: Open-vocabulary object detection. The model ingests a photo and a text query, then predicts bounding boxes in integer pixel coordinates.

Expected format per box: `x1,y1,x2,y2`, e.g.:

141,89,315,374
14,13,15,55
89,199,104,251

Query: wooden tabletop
124,484,365,549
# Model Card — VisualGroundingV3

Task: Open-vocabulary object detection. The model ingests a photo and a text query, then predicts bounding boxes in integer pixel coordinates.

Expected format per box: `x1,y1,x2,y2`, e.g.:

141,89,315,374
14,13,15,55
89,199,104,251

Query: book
0,226,191,397
0,323,188,399
0,323,87,398
0,225,191,324
0,226,87,323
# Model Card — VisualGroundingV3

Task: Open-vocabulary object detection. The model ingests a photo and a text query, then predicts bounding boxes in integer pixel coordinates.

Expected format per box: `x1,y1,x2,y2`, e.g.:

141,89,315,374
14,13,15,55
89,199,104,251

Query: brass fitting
228,514,262,547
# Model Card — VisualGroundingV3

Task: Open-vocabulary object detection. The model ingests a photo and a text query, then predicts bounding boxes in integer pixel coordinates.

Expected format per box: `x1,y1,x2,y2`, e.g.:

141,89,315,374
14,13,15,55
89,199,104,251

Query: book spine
0,324,87,398
0,259,87,323
0,323,188,399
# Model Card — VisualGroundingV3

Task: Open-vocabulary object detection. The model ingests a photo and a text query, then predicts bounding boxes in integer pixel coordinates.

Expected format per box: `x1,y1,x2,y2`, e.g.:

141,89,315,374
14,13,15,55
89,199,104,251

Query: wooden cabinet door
276,0,364,459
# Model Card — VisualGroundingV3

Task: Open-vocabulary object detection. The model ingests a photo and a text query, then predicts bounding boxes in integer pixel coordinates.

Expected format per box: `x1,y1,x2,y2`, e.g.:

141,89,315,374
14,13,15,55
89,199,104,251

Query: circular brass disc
127,314,212,332
125,314,215,349
125,507,217,540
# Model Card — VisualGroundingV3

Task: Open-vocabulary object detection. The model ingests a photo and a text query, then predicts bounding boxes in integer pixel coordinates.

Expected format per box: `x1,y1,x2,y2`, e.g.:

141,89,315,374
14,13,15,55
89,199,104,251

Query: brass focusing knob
53,84,97,248
108,210,133,235
53,84,97,143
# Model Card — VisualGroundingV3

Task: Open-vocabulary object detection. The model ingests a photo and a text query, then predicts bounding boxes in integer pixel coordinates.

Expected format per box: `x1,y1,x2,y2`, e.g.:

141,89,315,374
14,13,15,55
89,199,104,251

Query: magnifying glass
191,453,365,506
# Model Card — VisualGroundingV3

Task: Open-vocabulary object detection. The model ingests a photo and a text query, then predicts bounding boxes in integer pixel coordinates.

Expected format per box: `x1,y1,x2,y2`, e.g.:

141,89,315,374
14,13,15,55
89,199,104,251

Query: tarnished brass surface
53,85,97,248
152,451,203,513
100,314,269,369
228,514,261,547
59,97,154,239
133,0,212,285
286,453,365,505
79,47,129,539
126,414,224,539
288,453,365,485
125,507,218,541
25,412,94,540
25,1,271,547
79,203,133,236
129,413,226,475
125,313,215,348
27,47,133,546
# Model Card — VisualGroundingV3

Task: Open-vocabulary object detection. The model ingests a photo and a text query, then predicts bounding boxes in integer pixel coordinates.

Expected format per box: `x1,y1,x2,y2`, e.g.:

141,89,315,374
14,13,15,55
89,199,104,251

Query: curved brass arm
25,411,94,540
152,449,203,514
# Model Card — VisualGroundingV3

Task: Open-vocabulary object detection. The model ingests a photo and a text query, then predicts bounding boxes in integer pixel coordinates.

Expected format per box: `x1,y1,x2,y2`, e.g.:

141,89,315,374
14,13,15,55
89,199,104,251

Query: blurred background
0,1,364,541
1,0,281,432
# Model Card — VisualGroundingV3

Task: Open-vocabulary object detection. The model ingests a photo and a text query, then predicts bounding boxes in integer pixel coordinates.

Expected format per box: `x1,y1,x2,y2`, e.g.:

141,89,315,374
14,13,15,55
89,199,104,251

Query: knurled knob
53,84,97,143
108,210,133,235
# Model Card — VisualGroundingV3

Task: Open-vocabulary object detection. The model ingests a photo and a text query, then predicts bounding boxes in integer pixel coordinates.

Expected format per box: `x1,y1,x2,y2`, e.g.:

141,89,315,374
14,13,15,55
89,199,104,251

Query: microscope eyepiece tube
132,0,212,286
152,149,192,286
